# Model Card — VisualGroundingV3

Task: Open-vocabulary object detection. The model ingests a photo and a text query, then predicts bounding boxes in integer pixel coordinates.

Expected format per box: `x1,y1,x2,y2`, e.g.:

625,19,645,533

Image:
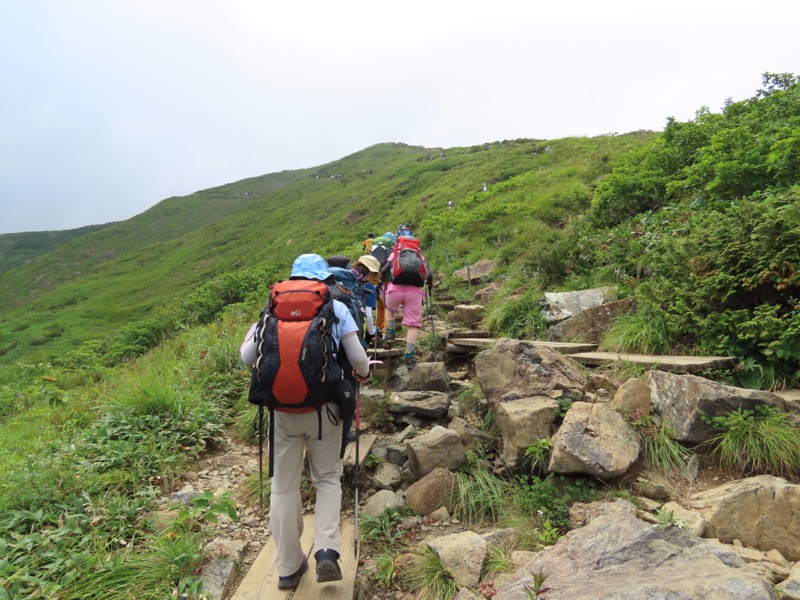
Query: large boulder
688,476,800,562
547,297,636,343
493,396,558,467
474,339,586,468
388,391,450,419
648,371,786,443
549,402,640,479
405,426,468,478
539,286,615,324
474,338,586,403
424,531,488,589
392,362,451,393
453,259,498,284
611,378,652,417
493,511,777,599
406,468,456,516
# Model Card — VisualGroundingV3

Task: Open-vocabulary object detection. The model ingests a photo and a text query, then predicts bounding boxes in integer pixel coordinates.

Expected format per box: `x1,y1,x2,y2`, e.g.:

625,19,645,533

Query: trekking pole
353,382,361,559
428,286,437,360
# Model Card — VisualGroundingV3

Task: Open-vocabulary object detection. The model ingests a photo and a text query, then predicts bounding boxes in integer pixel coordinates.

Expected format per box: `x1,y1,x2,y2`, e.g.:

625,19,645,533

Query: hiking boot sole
316,559,342,583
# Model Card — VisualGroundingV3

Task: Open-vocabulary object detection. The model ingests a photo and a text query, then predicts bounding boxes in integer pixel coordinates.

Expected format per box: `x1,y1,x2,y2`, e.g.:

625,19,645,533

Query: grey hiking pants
270,404,343,577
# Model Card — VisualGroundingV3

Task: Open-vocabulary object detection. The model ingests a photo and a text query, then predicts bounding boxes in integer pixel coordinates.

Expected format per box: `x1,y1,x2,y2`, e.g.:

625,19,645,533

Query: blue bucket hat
290,253,333,281
383,232,396,244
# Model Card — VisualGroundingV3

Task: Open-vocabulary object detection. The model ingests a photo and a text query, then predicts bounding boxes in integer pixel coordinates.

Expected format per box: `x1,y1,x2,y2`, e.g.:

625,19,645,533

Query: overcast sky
1,1,798,234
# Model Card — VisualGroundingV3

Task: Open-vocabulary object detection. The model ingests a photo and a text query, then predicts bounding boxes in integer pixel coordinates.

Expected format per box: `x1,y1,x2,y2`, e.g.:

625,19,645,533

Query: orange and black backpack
247,279,350,478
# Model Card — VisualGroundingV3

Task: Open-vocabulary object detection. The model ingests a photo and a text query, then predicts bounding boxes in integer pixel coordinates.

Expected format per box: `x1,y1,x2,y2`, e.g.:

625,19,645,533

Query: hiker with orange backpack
381,235,433,367
240,253,371,590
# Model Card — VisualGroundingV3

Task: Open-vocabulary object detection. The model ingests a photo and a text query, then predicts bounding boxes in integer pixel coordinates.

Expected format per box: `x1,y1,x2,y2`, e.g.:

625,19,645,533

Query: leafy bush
523,438,553,475
512,474,596,531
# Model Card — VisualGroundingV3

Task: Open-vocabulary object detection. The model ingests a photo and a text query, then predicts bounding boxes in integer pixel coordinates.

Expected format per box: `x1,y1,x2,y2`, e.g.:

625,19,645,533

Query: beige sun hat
355,254,381,273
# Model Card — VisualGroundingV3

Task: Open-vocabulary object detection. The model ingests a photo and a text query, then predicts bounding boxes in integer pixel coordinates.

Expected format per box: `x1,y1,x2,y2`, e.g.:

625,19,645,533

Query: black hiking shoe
278,557,308,590
315,548,342,583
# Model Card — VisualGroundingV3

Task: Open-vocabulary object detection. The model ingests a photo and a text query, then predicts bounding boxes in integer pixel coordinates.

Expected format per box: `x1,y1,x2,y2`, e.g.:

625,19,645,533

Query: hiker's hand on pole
353,369,371,384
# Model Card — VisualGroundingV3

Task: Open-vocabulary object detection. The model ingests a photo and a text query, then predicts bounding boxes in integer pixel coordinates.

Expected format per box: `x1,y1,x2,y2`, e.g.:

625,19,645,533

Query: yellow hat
355,255,381,273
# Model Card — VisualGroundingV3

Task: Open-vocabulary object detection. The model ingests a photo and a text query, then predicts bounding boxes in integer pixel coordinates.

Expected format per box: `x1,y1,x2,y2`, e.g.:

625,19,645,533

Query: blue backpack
327,267,367,347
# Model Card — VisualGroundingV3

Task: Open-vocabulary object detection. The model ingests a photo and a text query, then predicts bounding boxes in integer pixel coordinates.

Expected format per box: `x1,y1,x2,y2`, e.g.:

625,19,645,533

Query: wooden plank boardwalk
230,435,374,599
230,515,356,600
447,337,597,355
445,334,738,373
569,351,738,373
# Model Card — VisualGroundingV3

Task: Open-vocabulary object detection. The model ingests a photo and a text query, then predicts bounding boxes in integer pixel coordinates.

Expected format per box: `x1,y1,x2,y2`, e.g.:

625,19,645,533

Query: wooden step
230,514,357,600
569,351,738,373
446,337,597,355
775,389,800,403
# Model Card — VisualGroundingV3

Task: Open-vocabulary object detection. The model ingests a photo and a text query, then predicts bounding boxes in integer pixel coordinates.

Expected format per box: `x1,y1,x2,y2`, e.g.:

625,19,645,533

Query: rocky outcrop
474,339,587,467
405,426,468,477
648,371,787,443
547,297,636,343
689,476,800,561
453,259,498,284
493,510,777,599
539,286,615,323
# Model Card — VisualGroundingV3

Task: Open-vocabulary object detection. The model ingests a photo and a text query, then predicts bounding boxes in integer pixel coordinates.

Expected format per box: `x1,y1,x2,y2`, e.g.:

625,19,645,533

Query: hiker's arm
364,307,375,335
341,332,370,377
239,323,258,366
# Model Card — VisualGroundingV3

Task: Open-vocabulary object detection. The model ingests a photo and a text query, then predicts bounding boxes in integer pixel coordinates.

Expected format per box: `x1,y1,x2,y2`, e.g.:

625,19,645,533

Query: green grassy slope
0,224,110,274
0,136,656,364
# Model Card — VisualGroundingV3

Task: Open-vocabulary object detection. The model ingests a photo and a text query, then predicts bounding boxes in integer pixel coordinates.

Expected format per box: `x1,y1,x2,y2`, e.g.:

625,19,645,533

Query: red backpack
247,279,348,478
248,279,343,412
391,237,428,287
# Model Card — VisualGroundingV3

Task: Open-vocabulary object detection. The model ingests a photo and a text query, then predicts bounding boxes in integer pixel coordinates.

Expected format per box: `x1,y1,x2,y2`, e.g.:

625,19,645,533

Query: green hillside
0,224,110,274
0,136,652,364
0,73,798,388
0,73,798,599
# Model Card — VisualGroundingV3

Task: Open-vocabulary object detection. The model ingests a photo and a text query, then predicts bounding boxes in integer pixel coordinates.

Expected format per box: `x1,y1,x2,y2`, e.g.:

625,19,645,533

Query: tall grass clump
703,405,800,476
630,414,693,476
109,358,195,418
602,302,674,355
451,451,510,525
484,289,549,340
407,547,459,600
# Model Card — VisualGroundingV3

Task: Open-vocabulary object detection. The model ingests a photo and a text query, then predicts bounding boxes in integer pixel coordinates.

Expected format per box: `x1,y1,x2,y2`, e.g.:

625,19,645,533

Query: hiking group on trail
239,224,432,591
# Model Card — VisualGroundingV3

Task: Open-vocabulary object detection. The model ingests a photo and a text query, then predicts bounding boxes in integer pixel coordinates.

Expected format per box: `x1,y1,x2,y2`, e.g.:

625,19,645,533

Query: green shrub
512,474,596,531
523,438,553,475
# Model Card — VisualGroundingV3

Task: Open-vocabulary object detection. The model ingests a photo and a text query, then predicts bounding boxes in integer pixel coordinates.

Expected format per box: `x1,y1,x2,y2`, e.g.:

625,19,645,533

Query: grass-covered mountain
0,73,798,599
0,135,652,364
0,224,110,274
1,72,798,389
